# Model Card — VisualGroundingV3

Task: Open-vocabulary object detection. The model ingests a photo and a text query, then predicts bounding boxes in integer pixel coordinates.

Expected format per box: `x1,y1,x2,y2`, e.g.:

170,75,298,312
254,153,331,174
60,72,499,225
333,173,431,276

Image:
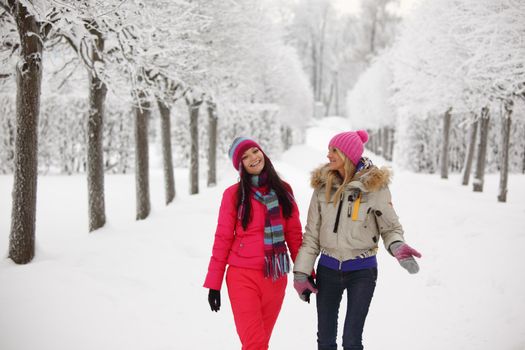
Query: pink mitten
390,242,422,274
293,273,318,301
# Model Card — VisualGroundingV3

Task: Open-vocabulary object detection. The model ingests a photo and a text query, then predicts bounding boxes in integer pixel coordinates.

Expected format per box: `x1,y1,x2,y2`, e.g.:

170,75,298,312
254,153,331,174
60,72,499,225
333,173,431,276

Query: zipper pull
332,194,344,233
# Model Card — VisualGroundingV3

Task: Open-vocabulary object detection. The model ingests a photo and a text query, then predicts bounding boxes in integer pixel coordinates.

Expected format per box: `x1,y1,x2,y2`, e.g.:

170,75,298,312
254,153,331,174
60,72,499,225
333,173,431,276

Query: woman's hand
293,272,318,303
390,241,422,274
208,289,221,312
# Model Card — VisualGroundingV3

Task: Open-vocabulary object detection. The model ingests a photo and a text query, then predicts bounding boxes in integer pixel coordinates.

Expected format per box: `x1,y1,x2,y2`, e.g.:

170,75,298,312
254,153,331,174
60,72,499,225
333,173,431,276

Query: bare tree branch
78,36,94,70
0,1,12,14
56,61,80,90
41,6,61,40
59,33,79,53
52,55,78,76
93,0,129,19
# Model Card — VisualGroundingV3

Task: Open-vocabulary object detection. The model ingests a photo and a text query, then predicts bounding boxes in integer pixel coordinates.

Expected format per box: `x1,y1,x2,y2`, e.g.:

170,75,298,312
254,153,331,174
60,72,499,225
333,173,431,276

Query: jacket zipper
333,194,343,233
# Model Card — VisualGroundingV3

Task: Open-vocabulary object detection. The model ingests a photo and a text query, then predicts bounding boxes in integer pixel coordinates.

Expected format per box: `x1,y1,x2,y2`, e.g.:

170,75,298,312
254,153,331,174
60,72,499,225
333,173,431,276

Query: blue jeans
316,264,378,350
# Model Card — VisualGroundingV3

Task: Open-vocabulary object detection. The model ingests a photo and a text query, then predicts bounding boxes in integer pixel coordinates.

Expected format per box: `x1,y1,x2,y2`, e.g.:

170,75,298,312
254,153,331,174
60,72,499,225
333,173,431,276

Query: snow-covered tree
283,0,400,117
1,0,56,263
177,0,312,193
346,53,396,159
390,0,525,191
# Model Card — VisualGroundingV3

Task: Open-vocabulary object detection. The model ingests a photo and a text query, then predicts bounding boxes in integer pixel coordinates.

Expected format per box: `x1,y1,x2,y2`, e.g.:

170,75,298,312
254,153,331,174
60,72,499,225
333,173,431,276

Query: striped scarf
251,176,290,280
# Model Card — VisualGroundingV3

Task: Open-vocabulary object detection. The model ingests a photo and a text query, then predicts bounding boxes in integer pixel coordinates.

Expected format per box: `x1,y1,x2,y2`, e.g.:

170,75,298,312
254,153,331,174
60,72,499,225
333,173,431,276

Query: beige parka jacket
293,164,405,275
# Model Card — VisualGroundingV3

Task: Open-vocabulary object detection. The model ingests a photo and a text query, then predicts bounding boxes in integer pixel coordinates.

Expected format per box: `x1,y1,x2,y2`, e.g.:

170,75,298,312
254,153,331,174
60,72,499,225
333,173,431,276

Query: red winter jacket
203,183,303,291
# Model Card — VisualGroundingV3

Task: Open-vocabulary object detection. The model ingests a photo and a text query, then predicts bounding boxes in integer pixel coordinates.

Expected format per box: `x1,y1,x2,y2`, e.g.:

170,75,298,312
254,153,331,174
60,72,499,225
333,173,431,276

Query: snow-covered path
1,119,524,350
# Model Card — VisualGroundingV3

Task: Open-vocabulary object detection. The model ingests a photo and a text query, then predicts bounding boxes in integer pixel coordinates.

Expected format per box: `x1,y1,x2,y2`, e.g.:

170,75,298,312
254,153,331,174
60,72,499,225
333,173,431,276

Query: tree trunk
440,107,452,179
135,93,151,220
461,118,478,186
381,127,389,161
522,125,525,174
207,101,217,187
324,82,334,116
523,137,525,174
318,39,324,103
87,27,106,232
311,34,318,101
158,100,175,204
334,71,340,116
365,130,375,153
388,127,395,161
377,128,383,156
369,10,377,55
189,103,200,194
374,130,379,154
372,129,378,154
9,3,43,264
498,100,513,202
282,126,292,151
473,107,490,192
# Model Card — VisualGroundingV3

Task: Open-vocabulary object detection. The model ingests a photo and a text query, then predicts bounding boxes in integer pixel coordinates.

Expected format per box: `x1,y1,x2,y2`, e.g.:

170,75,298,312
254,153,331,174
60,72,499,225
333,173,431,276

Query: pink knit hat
228,136,262,171
328,130,369,166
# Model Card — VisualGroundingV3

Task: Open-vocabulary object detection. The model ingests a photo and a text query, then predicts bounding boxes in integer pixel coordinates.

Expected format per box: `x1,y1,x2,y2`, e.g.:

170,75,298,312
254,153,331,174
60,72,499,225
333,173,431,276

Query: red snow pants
226,266,287,350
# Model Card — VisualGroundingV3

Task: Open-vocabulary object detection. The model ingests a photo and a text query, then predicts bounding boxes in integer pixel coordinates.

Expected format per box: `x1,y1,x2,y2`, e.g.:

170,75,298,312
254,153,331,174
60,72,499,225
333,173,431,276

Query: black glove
208,289,221,312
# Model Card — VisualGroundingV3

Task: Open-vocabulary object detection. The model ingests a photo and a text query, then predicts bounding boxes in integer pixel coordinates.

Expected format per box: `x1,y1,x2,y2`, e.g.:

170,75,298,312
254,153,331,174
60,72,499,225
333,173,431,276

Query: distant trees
345,0,525,203
177,0,312,193
387,0,525,200
288,0,335,105
346,53,396,161
286,0,399,117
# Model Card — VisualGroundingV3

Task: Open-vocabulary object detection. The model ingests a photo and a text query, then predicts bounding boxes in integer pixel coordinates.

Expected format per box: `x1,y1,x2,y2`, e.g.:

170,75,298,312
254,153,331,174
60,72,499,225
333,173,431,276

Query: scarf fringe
264,249,290,280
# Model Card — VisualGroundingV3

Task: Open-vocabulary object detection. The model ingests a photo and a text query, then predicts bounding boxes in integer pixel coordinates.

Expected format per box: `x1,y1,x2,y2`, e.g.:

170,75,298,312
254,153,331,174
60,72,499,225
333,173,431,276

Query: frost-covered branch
390,0,525,116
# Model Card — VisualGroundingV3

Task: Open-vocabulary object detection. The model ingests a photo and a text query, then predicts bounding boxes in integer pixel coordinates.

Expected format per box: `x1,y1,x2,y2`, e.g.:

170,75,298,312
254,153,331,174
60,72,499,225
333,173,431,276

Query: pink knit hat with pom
328,130,369,166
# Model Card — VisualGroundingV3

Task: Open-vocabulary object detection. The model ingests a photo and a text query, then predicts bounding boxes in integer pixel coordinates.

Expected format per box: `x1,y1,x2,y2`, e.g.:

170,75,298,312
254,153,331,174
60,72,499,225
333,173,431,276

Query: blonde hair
325,148,356,205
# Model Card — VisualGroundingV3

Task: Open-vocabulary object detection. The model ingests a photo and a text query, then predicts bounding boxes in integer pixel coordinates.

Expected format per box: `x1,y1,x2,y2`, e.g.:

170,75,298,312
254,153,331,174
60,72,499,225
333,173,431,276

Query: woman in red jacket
204,136,303,350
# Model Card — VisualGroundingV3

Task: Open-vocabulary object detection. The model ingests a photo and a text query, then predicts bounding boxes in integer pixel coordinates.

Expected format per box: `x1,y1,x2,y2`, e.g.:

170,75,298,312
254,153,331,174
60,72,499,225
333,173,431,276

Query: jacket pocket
348,204,378,248
232,237,263,258
363,207,380,244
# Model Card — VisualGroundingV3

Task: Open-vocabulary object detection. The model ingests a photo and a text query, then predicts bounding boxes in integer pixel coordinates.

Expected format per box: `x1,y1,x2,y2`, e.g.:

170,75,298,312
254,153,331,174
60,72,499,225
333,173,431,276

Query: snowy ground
1,118,525,350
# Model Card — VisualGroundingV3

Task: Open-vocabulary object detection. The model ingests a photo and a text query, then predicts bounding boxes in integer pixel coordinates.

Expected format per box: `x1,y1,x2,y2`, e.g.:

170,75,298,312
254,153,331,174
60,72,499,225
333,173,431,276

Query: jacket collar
310,163,391,193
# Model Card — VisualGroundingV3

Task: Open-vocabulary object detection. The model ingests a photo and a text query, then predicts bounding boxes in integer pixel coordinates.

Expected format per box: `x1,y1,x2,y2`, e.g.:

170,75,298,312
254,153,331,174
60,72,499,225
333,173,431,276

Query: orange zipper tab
351,193,361,221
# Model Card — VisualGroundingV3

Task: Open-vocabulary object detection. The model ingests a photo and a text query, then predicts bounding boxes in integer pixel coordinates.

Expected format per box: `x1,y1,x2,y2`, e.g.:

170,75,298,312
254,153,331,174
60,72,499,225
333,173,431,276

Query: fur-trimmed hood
310,164,391,193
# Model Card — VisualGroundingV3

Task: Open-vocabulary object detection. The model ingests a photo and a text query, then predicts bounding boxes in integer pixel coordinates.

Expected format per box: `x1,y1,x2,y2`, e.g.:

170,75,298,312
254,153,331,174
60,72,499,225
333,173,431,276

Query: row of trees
0,94,135,174
280,0,400,117
346,0,525,202
0,0,313,264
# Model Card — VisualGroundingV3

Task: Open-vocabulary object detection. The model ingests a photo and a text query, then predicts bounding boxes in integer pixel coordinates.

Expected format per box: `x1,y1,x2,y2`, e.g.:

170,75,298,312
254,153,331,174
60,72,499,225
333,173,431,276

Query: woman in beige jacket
292,130,421,350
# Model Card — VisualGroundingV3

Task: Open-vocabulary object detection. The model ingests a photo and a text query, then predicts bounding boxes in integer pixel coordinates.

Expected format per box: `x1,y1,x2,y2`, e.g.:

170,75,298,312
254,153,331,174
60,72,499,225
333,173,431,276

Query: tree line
346,0,525,202
0,0,313,264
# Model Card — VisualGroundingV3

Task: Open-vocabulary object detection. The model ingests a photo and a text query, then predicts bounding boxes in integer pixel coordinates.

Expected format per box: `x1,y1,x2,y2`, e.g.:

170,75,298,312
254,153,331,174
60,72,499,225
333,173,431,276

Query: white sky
333,0,422,16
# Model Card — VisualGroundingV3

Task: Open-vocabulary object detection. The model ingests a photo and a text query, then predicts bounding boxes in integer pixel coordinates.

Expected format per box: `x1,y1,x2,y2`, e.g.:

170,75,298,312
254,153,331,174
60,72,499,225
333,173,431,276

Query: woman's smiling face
327,147,344,173
241,147,265,175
